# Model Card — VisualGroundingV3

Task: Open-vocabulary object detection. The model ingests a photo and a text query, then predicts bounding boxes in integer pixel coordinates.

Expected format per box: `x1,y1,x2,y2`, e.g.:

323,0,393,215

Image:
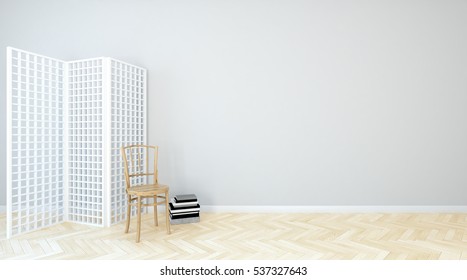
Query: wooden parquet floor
1,212,467,260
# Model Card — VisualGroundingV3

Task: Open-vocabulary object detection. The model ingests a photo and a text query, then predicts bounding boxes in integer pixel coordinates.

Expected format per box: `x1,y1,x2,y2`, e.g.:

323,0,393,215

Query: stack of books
169,194,200,225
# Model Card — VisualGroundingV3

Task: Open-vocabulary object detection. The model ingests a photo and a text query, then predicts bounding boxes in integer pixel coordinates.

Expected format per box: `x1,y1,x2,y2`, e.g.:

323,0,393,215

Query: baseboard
201,205,467,213
2,205,465,215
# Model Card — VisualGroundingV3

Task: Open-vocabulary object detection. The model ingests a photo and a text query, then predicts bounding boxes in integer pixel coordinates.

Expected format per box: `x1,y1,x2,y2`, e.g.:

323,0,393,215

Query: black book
174,194,197,203
170,198,198,208
169,202,200,213
170,212,200,220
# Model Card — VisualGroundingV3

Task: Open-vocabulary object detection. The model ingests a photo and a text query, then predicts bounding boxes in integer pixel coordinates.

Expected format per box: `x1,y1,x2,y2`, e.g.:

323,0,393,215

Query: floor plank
1,212,466,260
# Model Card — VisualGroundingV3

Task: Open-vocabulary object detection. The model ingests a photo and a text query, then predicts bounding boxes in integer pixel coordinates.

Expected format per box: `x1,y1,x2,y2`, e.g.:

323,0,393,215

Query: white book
169,203,200,213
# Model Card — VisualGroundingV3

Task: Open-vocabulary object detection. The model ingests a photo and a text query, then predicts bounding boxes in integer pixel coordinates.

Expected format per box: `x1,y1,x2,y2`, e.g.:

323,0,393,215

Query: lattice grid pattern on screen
68,59,104,225
110,59,146,224
7,48,65,237
7,48,148,236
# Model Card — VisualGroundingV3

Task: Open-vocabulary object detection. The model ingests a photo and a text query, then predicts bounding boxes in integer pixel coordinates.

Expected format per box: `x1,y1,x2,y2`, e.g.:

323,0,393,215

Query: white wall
1,0,467,207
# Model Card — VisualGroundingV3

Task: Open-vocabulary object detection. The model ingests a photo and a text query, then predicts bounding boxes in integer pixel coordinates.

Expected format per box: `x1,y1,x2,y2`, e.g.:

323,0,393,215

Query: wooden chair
120,145,171,243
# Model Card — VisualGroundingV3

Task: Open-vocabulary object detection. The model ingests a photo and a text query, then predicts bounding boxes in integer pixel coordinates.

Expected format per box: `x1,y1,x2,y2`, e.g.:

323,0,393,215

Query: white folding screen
6,47,147,238
6,49,66,238
67,59,105,226
110,60,147,224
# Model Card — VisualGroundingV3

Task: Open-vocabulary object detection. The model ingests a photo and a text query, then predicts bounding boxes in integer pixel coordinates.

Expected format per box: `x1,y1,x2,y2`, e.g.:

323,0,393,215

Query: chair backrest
120,145,158,191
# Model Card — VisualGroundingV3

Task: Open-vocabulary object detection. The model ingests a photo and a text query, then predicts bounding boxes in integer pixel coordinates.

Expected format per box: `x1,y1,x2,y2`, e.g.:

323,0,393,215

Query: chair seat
127,184,169,196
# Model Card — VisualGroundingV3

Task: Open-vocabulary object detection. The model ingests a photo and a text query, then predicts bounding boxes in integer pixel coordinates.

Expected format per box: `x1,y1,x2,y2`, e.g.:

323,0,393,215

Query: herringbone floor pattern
1,213,467,260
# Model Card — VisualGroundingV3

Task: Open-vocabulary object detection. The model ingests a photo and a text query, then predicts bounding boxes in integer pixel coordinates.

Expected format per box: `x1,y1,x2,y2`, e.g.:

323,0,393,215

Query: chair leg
136,196,142,243
125,195,131,233
165,191,171,234
154,195,158,226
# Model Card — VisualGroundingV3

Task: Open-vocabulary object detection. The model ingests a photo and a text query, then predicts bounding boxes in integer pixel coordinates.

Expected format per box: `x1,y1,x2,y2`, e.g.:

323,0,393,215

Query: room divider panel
67,58,106,226
109,60,147,225
6,47,147,238
6,48,65,238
